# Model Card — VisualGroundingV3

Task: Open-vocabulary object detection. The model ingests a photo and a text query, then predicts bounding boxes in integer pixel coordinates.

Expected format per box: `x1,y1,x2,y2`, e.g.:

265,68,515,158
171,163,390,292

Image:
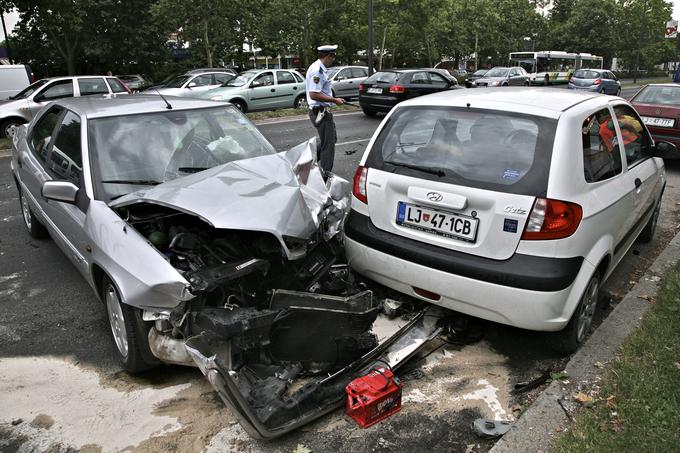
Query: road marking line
337,138,370,147
253,110,363,126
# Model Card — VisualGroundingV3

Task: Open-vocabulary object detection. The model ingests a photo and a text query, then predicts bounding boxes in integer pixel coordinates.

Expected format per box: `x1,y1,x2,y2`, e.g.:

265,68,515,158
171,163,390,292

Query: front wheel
103,277,158,373
549,274,600,354
1,118,25,139
615,87,621,97
18,187,48,239
543,75,550,86
231,99,247,113
638,198,661,243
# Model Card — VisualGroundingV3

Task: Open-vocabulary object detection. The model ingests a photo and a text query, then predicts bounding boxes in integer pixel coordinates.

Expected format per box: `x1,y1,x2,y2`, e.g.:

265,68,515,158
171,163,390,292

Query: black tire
231,99,247,113
294,95,306,109
549,274,600,354
362,107,377,117
1,118,25,139
18,187,48,239
102,276,159,373
543,75,550,86
637,198,661,243
524,81,530,86
615,87,621,97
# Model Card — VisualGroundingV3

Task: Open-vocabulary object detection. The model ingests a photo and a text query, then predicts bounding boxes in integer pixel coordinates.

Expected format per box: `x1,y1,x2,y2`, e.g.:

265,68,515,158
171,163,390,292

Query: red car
630,83,680,157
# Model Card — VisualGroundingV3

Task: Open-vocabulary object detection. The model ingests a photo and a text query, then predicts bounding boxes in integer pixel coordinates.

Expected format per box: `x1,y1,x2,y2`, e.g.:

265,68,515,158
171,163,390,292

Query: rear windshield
365,106,557,196
574,70,601,79
364,72,399,84
633,85,680,105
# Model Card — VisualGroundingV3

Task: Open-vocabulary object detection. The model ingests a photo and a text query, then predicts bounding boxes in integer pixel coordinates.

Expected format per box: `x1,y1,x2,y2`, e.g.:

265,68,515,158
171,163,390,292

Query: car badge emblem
656,108,661,115
426,192,443,202
423,213,430,221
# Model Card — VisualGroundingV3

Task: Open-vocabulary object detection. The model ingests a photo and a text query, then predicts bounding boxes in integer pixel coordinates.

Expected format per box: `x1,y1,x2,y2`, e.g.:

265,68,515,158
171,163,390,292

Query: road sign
666,20,678,38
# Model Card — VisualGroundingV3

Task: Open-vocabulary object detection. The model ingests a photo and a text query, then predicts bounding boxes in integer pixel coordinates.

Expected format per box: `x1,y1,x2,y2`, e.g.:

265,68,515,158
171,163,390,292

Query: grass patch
554,263,680,453
620,77,670,87
0,137,10,150
246,103,360,121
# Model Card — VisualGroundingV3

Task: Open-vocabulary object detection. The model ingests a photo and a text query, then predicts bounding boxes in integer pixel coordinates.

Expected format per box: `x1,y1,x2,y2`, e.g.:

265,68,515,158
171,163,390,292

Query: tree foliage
2,0,677,79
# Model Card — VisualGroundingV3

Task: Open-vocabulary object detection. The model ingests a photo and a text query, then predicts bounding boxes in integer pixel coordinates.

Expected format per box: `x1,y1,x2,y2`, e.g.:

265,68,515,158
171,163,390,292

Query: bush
612,69,671,79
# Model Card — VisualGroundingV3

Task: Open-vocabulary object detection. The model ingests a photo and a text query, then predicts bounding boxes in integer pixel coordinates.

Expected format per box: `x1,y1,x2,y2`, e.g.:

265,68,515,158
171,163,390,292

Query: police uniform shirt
306,60,333,108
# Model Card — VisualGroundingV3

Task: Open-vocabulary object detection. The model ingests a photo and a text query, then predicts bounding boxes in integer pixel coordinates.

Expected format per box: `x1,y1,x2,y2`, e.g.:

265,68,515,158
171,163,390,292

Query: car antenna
466,102,471,109
152,88,173,109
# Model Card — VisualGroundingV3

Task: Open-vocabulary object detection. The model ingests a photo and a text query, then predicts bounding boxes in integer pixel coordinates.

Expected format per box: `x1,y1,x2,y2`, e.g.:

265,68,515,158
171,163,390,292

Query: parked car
145,68,238,92
473,66,530,87
326,65,368,99
358,69,459,116
9,95,436,440
199,69,306,112
0,75,130,138
568,69,621,96
0,64,33,100
115,74,151,92
346,87,673,353
630,83,680,157
465,69,489,88
152,71,235,98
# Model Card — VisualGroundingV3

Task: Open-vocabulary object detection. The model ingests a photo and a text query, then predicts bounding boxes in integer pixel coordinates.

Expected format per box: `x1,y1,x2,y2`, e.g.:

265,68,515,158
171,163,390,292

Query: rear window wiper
384,160,446,177
100,179,162,185
177,167,209,173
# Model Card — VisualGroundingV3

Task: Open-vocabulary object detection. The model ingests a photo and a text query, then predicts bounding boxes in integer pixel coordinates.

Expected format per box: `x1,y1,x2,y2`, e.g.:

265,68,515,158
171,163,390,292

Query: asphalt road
2,84,678,452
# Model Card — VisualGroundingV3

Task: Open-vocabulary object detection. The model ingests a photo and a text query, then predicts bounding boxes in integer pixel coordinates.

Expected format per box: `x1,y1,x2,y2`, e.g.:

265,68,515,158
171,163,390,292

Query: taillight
353,166,368,204
359,83,365,92
389,85,406,94
593,79,602,85
521,198,582,240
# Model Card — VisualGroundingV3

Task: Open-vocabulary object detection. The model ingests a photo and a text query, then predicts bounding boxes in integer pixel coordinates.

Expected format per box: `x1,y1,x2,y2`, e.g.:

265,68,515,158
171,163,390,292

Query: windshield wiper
178,167,209,173
100,179,162,185
385,160,446,177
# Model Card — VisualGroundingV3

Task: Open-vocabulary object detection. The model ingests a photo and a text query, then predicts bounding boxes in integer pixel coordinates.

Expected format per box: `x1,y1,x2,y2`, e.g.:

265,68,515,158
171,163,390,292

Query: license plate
641,116,675,128
396,202,479,242
367,87,382,94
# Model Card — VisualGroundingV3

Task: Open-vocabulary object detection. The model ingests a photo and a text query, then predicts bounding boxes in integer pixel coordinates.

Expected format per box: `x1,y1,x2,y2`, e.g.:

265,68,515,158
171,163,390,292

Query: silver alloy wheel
5,123,17,137
576,277,599,343
105,283,129,359
20,191,32,230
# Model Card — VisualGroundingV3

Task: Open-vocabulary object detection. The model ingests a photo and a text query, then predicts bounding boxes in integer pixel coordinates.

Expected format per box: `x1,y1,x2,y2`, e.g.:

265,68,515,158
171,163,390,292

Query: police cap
317,44,338,54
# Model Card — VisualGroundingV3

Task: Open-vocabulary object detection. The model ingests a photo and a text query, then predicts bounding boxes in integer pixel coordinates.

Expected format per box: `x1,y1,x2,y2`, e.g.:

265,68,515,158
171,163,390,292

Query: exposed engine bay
108,140,442,439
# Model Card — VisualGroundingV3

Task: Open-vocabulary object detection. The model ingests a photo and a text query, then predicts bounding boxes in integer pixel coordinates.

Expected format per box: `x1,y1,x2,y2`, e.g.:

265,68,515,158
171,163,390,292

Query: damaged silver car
10,96,441,439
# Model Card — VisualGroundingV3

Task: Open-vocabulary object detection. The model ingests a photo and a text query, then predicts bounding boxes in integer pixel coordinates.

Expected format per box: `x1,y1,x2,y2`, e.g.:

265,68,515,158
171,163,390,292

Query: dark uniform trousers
308,108,337,174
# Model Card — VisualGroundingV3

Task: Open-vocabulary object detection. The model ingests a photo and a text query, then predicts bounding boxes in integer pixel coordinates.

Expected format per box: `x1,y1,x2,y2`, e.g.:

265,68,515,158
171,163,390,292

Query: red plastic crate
345,367,403,428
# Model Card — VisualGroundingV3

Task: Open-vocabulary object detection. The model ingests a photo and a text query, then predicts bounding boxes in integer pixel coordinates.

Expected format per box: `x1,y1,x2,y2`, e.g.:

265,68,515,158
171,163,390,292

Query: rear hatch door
363,106,558,261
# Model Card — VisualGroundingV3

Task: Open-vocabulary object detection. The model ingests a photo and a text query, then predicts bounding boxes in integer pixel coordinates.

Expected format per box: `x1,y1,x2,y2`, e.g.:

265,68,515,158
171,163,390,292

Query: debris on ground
471,418,514,439
572,392,594,406
511,369,552,394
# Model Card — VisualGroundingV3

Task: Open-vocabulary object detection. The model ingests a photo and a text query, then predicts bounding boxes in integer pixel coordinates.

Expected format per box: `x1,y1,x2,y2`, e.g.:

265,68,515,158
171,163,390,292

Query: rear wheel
294,94,306,109
18,187,48,239
103,276,158,373
550,274,600,354
362,108,377,117
638,198,661,243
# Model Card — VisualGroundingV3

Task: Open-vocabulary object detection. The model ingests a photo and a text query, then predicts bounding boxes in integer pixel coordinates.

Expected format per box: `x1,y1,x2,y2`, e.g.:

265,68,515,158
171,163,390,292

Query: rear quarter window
364,72,398,84
365,106,557,196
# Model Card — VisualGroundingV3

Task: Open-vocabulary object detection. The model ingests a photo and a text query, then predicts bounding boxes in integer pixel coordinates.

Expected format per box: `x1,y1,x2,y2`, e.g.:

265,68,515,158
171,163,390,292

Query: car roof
52,95,226,119
397,87,602,118
640,83,680,88
38,75,119,82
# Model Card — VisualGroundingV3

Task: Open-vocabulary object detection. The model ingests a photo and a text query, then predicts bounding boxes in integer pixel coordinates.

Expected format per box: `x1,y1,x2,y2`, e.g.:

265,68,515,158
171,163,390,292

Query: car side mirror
34,94,45,103
651,141,677,159
251,81,262,88
335,76,344,81
42,181,78,204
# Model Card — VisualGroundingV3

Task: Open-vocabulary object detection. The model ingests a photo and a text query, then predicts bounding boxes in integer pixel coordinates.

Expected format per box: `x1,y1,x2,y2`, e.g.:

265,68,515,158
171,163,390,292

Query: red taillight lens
413,287,441,301
521,198,582,240
353,166,368,204
389,85,406,94
359,83,365,92
593,79,602,85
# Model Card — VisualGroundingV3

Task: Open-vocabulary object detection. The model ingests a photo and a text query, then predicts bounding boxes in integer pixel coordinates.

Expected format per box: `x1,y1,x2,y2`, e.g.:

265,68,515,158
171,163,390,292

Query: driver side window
30,107,63,163
253,72,274,86
38,80,74,102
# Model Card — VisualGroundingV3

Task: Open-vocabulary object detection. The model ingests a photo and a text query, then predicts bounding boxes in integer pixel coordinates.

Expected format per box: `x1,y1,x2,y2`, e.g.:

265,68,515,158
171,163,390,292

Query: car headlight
492,81,500,86
210,96,223,101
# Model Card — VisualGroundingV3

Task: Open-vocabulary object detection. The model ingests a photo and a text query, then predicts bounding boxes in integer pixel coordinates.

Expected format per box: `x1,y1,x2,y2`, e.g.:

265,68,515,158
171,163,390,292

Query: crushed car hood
110,139,350,258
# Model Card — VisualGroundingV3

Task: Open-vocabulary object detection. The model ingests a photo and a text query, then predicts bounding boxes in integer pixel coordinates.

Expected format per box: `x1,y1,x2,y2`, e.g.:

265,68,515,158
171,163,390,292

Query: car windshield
364,72,399,84
485,68,509,77
225,71,258,87
574,70,601,79
89,106,277,202
633,86,680,105
366,106,557,195
326,68,340,79
473,70,488,76
10,79,49,100
164,75,191,88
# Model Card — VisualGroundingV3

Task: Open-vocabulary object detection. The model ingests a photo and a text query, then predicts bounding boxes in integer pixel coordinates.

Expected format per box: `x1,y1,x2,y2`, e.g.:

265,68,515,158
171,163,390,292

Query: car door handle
349,81,353,84
270,88,275,92
635,178,642,189
293,86,297,90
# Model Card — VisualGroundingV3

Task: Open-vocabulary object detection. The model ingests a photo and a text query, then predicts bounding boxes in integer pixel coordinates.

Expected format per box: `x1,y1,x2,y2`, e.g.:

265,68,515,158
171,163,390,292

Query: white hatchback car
345,88,673,352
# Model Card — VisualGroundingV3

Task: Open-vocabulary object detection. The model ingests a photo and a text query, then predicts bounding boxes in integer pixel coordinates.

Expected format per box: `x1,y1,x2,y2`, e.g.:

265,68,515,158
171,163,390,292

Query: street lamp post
1,11,13,65
368,0,374,75
634,0,648,84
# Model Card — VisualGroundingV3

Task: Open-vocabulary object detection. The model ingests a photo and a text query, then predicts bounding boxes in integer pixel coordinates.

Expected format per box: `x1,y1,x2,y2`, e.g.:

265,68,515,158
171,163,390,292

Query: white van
0,65,33,100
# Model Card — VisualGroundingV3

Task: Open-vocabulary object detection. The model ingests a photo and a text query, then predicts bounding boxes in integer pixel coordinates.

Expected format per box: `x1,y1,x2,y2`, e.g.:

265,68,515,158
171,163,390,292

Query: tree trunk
378,27,386,70
203,21,213,67
424,34,433,67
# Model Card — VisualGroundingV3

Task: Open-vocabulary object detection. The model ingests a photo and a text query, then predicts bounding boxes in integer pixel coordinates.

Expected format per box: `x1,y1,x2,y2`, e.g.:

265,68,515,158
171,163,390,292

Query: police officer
306,44,345,178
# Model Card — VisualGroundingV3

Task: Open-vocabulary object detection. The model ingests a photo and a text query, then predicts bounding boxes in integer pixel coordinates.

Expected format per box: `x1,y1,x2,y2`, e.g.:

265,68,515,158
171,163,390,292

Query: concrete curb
490,229,680,453
0,149,11,158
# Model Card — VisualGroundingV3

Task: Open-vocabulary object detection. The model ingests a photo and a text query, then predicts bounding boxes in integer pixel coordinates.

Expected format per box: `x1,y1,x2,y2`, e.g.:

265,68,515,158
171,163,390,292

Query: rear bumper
344,211,592,331
359,95,399,111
